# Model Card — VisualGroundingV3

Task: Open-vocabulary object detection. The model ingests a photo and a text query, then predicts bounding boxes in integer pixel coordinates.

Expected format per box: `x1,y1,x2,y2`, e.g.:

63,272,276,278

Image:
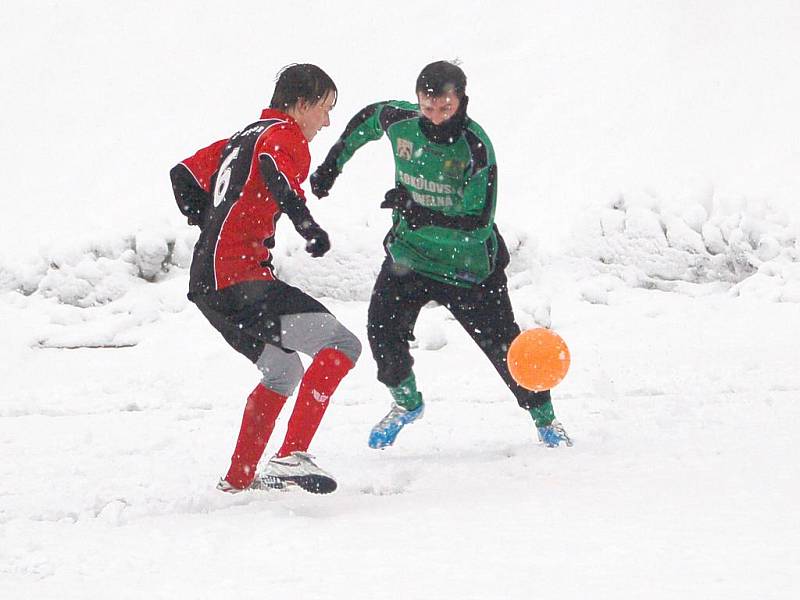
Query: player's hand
382,185,432,230
310,163,338,199
303,225,331,257
380,185,414,211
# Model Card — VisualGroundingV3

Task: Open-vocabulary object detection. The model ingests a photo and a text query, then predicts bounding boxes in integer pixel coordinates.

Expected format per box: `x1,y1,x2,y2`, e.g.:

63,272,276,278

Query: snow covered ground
3,205,799,599
2,1,800,598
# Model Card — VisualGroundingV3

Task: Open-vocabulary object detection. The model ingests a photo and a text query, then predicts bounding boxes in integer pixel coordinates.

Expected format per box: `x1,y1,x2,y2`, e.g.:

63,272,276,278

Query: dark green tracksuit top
320,100,500,287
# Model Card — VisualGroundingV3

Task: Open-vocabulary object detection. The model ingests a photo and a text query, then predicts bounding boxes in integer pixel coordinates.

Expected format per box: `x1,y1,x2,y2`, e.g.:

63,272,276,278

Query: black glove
302,224,331,257
380,185,415,211
381,185,431,231
310,162,339,199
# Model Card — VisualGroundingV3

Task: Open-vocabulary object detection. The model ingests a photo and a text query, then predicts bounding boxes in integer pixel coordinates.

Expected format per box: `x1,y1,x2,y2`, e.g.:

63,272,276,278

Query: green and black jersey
321,100,500,287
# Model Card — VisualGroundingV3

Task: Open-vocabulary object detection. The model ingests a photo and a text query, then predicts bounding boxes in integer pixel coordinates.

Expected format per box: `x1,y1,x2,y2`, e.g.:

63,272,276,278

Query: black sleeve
311,101,420,198
311,102,383,196
408,201,491,231
170,163,210,226
258,154,319,236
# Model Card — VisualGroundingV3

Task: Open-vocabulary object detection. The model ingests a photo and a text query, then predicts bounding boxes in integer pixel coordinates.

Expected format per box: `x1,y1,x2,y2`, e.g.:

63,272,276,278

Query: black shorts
191,280,330,363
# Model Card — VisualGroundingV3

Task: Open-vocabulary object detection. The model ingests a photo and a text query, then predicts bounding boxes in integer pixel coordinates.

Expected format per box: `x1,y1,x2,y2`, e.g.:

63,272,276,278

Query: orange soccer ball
506,328,571,391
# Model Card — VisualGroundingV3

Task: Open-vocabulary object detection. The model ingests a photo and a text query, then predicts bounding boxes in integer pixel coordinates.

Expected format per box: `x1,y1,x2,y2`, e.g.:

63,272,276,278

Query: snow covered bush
6,191,798,311
568,190,800,301
0,229,197,307
271,221,385,302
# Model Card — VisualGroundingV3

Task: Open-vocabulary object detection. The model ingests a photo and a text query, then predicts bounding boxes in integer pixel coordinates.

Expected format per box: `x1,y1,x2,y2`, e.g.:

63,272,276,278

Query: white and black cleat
263,452,338,494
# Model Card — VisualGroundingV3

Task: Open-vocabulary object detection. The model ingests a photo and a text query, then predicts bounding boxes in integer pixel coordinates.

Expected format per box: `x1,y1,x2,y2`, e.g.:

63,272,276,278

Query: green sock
528,400,556,428
389,373,423,411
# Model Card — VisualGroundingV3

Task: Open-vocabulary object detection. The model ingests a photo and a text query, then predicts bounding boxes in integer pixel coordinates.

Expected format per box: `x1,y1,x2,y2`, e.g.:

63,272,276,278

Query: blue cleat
368,402,424,449
537,420,573,447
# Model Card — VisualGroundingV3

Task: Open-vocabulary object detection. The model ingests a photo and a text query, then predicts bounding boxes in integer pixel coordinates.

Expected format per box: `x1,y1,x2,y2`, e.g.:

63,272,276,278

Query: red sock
224,384,287,489
277,348,354,457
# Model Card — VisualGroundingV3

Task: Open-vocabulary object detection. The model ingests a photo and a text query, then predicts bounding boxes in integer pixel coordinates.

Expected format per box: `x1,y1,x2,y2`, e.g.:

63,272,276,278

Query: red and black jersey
170,109,315,295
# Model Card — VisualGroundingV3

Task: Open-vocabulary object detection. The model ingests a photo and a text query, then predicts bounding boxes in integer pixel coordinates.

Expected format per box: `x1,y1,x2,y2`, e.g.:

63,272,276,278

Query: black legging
367,258,551,410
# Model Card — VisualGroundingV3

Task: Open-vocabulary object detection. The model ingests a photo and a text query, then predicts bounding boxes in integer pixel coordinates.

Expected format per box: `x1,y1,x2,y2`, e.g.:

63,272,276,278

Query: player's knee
257,349,304,396
329,324,362,364
288,313,362,364
282,357,306,394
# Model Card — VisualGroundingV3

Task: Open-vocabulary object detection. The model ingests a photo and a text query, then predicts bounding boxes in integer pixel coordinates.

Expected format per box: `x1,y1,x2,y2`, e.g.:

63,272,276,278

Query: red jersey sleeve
180,139,228,192
170,139,228,225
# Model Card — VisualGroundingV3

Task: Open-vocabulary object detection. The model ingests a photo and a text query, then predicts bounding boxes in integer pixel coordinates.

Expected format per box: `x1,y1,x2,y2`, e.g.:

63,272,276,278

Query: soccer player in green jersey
310,61,571,449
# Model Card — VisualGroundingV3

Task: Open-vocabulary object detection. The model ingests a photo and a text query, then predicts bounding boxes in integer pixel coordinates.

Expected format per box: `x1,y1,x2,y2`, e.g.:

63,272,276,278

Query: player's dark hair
270,64,337,111
415,61,467,99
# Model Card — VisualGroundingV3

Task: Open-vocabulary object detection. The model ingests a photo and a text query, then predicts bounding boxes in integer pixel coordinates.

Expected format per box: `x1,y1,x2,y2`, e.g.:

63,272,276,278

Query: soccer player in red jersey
170,65,360,494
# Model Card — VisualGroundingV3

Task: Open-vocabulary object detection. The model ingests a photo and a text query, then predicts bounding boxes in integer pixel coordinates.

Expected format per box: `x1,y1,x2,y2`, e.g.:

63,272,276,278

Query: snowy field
2,1,800,598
